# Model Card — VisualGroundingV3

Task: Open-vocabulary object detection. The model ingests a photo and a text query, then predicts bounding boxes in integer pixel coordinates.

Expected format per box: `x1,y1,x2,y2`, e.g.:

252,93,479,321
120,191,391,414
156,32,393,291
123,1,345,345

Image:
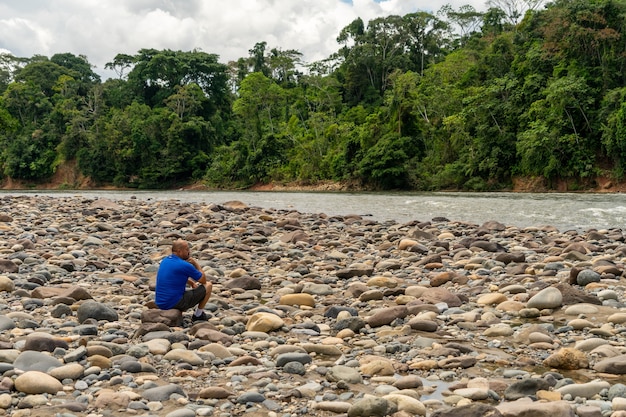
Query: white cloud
0,0,488,78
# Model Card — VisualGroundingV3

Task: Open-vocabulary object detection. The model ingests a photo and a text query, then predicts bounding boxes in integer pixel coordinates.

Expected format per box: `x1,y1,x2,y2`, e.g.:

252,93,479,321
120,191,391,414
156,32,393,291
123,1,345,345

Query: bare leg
198,282,212,309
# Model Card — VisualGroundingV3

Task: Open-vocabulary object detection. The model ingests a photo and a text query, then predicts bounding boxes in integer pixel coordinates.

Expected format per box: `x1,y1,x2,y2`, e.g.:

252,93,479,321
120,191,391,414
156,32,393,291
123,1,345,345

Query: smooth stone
408,318,438,332
198,386,234,399
608,313,626,324
504,378,550,400
13,351,62,372
14,371,63,394
563,303,599,315
141,338,172,355
76,301,118,323
162,349,204,366
477,293,508,305
496,399,575,417
326,365,363,384
454,387,490,400
383,394,426,415
245,312,285,332
577,269,601,286
527,287,563,310
360,357,395,376
0,277,14,292
198,343,233,359
299,343,343,356
279,293,315,307
575,338,609,352
276,352,312,367
0,316,15,332
556,380,610,399
314,401,352,413
528,332,553,344
142,384,185,401
236,392,265,403
483,324,513,337
366,306,408,327
48,363,85,380
165,409,196,417
348,396,397,417
594,355,626,374
567,318,596,330
393,375,423,389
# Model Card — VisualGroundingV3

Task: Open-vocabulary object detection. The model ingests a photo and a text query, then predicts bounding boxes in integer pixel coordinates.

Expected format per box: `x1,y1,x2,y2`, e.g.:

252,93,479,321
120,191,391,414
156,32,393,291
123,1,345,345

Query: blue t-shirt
155,254,203,309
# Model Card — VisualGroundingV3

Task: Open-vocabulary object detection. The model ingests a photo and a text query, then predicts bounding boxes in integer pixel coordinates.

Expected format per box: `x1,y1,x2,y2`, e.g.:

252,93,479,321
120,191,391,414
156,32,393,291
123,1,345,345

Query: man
155,239,212,322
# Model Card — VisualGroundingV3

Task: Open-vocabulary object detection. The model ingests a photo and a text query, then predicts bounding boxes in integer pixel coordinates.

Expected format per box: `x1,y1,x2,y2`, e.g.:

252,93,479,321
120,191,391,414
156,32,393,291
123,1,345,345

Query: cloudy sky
0,0,488,78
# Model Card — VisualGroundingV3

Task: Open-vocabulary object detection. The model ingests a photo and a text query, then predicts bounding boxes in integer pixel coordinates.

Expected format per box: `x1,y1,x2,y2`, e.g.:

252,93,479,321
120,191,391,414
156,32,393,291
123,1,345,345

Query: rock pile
0,194,625,417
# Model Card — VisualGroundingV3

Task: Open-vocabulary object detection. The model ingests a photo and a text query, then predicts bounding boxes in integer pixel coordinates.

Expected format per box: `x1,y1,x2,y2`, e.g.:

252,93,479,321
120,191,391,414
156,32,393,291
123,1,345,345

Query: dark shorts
172,285,206,311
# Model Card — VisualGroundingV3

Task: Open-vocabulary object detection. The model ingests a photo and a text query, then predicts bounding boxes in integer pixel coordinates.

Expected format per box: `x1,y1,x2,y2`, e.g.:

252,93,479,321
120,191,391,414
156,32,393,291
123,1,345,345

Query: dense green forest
1,0,626,191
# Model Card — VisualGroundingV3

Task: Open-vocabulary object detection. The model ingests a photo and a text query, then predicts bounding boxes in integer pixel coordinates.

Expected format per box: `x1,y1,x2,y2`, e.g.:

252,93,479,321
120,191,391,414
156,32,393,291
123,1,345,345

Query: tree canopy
2,0,626,191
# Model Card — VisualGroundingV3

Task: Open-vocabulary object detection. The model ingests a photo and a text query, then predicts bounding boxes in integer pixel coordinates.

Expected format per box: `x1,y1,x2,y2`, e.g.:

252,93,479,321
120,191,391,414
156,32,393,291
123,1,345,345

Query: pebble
1,195,626,416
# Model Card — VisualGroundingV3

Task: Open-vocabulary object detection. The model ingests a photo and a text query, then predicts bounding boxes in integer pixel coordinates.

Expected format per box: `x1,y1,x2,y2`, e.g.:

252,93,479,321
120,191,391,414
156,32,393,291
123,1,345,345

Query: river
3,190,626,233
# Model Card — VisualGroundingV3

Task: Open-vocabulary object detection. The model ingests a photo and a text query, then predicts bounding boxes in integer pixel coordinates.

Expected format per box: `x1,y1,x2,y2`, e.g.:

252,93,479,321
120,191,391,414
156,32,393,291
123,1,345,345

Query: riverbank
0,194,625,416
2,160,625,193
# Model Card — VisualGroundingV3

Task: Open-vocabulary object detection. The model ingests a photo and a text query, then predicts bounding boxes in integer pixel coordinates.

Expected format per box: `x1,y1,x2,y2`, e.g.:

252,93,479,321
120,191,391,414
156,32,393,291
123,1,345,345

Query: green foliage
358,133,415,189
3,0,626,190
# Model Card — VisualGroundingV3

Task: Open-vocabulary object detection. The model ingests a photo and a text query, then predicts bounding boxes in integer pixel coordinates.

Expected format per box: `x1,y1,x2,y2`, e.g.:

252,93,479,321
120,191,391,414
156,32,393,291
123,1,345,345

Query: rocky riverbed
0,194,626,417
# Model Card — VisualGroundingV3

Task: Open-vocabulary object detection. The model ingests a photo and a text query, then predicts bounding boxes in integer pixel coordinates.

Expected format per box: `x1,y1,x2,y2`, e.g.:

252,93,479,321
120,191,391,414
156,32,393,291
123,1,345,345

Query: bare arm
187,257,207,285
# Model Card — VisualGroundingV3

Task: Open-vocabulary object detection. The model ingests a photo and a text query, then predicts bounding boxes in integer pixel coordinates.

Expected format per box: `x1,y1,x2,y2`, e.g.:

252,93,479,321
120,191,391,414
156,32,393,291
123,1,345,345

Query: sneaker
192,311,208,322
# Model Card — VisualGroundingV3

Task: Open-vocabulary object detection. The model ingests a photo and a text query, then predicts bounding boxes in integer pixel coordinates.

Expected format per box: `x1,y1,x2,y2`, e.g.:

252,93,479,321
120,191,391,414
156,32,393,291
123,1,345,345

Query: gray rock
276,352,312,367
576,270,601,286
431,403,503,417
77,301,119,323
14,351,63,372
236,392,266,403
504,378,550,400
326,365,363,384
593,354,626,374
348,397,397,417
142,384,186,401
0,315,15,331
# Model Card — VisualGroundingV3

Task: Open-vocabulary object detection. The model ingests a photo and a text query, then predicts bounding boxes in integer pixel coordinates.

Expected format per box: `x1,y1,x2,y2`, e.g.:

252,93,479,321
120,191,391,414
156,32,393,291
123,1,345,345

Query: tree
105,53,135,79
248,41,270,76
231,72,288,180
267,47,303,86
125,49,230,111
517,75,595,179
51,53,100,87
487,0,546,25
438,4,483,39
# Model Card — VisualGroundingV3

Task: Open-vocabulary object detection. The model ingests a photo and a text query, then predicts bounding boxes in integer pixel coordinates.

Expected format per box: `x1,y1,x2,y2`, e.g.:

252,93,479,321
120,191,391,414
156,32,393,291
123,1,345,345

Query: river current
3,190,626,233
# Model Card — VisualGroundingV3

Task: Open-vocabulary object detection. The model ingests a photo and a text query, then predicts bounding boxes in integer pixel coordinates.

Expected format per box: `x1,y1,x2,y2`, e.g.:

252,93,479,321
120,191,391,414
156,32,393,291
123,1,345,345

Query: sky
0,0,488,78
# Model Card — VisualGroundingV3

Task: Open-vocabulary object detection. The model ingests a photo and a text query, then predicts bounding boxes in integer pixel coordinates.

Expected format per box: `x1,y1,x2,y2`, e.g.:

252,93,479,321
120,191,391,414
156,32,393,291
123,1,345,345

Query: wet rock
504,378,550,400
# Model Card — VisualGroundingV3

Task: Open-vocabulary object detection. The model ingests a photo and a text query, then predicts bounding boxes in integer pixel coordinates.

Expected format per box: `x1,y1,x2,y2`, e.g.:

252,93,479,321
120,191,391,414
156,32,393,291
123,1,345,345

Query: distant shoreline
2,175,626,194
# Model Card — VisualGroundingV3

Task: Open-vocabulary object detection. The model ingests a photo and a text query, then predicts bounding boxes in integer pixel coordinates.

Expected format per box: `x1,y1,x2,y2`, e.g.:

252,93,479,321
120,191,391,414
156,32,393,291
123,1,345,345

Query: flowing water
3,190,626,232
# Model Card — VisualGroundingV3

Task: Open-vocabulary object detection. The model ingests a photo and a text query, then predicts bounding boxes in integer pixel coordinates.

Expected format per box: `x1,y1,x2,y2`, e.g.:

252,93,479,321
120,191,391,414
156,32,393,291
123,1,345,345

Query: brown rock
543,348,589,370
429,271,456,287
140,309,183,327
554,283,601,305
0,259,17,273
418,287,462,307
366,306,408,327
431,403,503,417
198,386,234,399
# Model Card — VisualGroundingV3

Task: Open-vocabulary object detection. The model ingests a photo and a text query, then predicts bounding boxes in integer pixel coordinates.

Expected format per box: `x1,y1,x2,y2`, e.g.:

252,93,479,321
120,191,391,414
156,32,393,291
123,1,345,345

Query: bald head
172,239,190,259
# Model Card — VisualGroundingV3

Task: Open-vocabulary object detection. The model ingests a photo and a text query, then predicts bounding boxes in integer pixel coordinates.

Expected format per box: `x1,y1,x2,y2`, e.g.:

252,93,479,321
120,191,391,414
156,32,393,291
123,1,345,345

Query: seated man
155,239,212,322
